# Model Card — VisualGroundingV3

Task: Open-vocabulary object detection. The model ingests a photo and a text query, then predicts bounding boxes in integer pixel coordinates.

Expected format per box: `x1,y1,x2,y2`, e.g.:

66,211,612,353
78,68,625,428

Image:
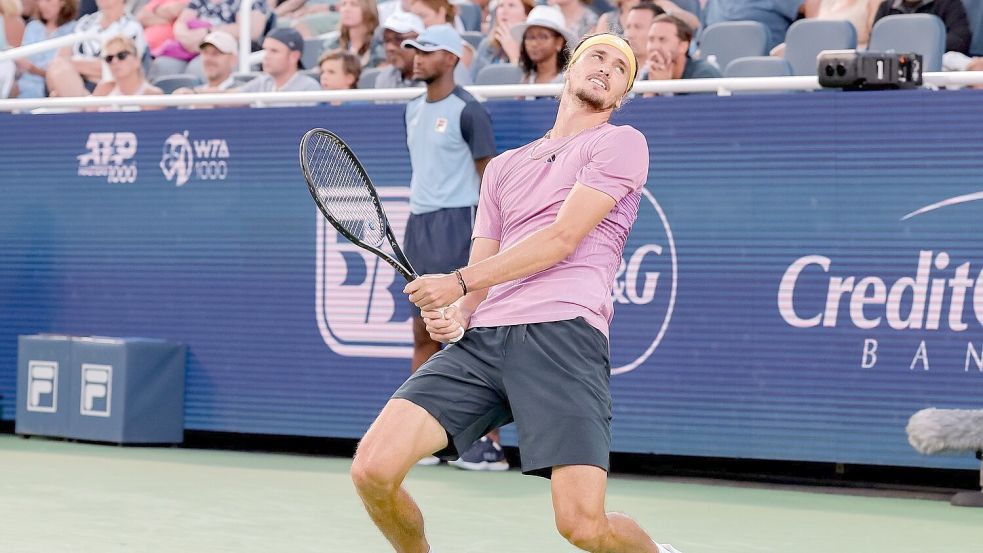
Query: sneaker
448,437,510,471
416,455,441,466
657,544,683,553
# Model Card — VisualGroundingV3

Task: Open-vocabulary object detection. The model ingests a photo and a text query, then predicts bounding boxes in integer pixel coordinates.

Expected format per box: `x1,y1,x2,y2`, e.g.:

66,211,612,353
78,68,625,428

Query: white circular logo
610,188,677,375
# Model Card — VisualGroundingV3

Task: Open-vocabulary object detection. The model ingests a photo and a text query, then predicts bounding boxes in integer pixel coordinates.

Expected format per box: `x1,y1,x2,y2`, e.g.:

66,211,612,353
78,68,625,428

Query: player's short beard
573,84,617,111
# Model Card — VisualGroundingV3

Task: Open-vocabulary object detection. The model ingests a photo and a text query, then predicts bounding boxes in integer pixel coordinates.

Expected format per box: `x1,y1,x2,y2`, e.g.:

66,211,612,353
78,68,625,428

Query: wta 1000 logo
315,187,677,374
160,131,231,186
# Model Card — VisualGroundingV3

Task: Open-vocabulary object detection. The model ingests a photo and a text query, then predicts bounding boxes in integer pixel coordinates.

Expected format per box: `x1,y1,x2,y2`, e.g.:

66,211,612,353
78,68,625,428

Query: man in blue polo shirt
401,24,503,470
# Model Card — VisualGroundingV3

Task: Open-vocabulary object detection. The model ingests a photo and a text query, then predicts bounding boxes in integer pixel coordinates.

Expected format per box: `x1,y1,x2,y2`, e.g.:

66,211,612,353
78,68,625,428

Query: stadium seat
698,21,769,74
457,2,483,32
233,72,263,86
303,38,326,70
475,63,523,85
961,0,983,55
358,67,381,89
672,0,701,25
152,74,202,94
868,14,946,72
783,19,857,76
723,56,792,78
461,31,484,50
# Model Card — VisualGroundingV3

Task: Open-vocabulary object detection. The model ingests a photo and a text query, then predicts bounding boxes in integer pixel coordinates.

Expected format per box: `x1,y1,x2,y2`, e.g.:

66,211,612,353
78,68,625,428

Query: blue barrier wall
2,91,982,469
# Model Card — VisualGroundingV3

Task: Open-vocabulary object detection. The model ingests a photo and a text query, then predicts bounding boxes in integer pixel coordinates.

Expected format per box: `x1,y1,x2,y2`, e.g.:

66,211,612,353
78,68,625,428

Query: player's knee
556,513,608,551
350,448,400,497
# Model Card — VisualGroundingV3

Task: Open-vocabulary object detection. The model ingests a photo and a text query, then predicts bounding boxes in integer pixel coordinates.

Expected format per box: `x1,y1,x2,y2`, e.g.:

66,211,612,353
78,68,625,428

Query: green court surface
1,434,980,553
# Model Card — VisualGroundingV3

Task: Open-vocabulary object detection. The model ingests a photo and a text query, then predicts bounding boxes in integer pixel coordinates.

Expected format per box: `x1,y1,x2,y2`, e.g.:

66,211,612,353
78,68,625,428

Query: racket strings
307,133,386,247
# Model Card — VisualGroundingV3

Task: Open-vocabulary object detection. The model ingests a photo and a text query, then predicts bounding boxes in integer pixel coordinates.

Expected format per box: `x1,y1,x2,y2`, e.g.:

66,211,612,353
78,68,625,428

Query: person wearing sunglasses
91,34,162,110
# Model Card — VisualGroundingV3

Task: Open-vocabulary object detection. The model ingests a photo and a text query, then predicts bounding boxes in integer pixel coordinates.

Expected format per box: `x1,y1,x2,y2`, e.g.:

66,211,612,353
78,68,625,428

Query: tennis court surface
1,435,980,553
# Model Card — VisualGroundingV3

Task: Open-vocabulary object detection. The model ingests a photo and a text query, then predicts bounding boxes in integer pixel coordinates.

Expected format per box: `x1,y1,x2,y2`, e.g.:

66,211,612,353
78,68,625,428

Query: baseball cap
402,24,463,59
266,27,304,53
384,11,425,35
200,31,237,54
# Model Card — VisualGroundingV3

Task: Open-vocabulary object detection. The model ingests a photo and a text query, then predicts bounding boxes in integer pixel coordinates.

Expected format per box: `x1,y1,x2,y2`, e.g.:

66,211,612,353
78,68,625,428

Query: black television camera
817,50,923,91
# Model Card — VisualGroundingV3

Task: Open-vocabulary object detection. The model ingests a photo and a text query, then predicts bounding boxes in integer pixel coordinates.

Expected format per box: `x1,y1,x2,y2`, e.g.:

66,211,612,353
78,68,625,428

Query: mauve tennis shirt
468,123,650,338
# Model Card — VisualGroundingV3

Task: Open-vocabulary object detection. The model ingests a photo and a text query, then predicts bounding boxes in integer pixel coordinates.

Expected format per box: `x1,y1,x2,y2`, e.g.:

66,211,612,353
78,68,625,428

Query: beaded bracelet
453,269,468,296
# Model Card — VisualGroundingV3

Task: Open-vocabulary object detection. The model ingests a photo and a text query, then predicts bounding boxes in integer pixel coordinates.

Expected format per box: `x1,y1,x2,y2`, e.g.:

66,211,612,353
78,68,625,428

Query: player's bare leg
552,465,661,552
351,398,449,552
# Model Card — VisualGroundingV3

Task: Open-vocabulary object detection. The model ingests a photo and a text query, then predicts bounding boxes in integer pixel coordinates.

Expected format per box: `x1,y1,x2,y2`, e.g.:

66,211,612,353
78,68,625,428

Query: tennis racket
299,128,464,342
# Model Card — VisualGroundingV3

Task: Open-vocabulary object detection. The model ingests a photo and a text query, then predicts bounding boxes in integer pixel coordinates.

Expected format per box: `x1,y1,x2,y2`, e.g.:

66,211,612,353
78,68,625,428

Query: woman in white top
91,34,162,110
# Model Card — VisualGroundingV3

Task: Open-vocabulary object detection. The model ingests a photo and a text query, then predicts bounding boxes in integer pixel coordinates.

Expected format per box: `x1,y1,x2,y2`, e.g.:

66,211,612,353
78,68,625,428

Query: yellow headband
569,34,638,93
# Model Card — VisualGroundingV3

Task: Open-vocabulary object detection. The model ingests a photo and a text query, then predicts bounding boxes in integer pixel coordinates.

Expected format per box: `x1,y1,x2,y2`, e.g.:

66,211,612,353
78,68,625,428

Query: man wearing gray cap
398,24,501,469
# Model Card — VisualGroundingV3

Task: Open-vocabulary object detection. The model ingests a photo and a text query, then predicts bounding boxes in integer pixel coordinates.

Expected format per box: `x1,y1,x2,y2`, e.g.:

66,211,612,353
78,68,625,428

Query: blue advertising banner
1,90,981,469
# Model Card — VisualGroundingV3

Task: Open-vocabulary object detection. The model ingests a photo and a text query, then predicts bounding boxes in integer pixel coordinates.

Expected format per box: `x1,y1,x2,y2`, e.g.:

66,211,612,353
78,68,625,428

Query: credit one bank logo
315,186,677,373
777,195,983,373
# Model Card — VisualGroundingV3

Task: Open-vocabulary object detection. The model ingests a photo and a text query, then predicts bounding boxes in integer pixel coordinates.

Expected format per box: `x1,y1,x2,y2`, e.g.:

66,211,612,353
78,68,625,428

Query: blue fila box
16,335,73,438
16,335,186,444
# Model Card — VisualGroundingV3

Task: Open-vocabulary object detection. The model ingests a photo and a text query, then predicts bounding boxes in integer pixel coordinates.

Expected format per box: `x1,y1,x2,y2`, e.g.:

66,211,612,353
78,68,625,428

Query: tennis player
351,33,681,553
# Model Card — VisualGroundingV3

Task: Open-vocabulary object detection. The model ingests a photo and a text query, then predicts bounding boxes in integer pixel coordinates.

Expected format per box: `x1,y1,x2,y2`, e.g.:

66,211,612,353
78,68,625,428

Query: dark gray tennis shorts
392,317,612,478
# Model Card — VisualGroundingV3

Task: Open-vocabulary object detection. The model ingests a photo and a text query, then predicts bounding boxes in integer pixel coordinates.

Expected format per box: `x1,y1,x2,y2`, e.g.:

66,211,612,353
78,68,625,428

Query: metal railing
1,70,982,112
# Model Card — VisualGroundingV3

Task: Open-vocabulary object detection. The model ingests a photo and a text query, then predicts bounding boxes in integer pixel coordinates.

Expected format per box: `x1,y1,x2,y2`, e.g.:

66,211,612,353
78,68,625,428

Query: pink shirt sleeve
576,126,649,202
472,156,502,241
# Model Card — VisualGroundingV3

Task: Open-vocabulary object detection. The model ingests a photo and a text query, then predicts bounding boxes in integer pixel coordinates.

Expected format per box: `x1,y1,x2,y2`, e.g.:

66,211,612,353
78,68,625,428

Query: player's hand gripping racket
299,128,464,343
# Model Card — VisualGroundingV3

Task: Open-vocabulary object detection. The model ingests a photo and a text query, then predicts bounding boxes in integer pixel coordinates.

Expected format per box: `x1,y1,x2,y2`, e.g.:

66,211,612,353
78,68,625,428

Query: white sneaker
416,455,441,466
658,544,683,553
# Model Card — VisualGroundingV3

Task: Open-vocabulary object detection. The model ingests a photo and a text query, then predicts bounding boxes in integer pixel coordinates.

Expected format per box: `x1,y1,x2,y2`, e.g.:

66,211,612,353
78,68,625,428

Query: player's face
412,49,454,83
566,43,632,111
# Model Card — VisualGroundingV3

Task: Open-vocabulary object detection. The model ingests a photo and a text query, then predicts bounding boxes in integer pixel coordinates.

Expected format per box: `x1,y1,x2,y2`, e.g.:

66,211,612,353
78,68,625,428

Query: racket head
299,128,416,280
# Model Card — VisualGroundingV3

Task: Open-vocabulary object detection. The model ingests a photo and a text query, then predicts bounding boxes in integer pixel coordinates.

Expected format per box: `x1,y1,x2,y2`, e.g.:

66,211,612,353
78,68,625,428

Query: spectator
547,0,596,41
92,34,163,109
703,0,803,52
318,0,385,67
137,0,188,54
318,49,360,90
374,10,424,87
645,13,721,80
409,0,458,29
596,0,698,35
236,27,319,96
623,2,663,63
410,0,473,80
512,4,574,83
872,0,972,54
45,0,145,97
772,0,880,54
15,0,76,98
399,23,501,470
2,0,25,47
472,0,534,76
174,30,237,93
160,0,269,77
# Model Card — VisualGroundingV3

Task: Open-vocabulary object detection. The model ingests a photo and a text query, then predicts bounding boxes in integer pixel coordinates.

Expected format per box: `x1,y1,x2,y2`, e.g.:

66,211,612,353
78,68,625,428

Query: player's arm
407,183,616,312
